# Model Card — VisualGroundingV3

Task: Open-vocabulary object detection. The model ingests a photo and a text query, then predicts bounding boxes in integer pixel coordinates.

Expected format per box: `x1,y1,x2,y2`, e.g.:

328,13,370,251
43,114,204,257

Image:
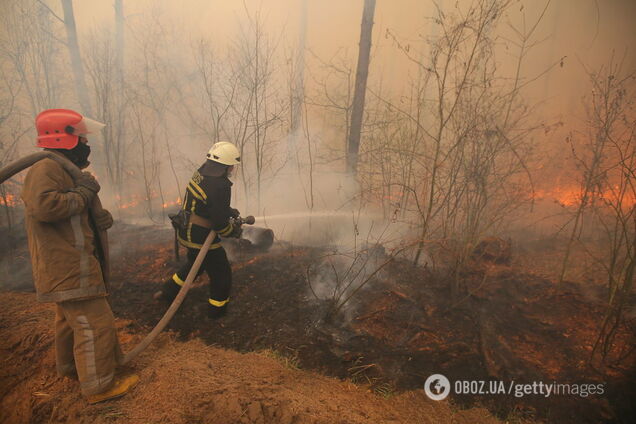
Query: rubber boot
208,304,227,319
154,277,181,303
87,374,140,404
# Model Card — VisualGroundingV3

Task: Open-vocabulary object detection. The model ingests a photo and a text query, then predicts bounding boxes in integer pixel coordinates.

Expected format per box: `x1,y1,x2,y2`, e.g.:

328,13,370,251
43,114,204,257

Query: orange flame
535,187,636,208
118,194,144,210
162,197,182,209
0,193,18,208
115,194,182,210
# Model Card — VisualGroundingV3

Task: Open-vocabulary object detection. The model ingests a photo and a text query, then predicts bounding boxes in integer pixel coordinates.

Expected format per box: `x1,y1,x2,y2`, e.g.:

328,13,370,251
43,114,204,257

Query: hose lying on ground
121,229,216,364
122,215,256,363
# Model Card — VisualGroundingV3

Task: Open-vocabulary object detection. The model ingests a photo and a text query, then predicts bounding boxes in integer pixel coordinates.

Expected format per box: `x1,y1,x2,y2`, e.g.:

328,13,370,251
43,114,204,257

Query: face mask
58,141,91,168
74,142,91,168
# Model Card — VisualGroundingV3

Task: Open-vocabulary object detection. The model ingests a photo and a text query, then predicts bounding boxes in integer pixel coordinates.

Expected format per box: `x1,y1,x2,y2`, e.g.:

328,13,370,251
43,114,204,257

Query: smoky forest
0,1,635,423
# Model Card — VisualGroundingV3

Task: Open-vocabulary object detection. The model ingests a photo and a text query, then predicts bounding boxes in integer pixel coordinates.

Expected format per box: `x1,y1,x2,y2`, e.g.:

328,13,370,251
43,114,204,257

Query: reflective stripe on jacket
177,166,234,249
21,157,106,303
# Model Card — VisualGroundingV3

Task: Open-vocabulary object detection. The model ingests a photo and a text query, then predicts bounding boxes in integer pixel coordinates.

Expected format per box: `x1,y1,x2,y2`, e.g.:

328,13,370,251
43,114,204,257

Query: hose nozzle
237,215,255,226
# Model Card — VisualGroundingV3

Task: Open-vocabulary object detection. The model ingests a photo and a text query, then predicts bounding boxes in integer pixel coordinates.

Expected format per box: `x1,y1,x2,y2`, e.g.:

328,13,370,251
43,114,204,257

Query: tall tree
287,0,308,160
61,0,92,115
346,0,376,175
115,0,124,92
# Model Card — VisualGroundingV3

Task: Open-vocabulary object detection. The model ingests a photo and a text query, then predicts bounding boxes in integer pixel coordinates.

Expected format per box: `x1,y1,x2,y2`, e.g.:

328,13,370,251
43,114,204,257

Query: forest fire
99,225,635,424
0,193,17,208
1,0,635,423
118,199,141,209
162,197,181,209
535,186,636,208
0,192,181,212
1,184,632,213
2,188,633,215
115,194,143,210
534,187,581,207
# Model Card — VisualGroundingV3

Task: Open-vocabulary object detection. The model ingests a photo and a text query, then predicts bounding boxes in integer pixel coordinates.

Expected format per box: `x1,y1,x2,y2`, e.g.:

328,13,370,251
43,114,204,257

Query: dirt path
0,292,505,424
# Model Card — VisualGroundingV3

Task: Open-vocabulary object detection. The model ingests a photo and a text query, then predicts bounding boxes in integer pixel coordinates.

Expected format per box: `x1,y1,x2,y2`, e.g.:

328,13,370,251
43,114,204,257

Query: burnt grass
3,222,636,423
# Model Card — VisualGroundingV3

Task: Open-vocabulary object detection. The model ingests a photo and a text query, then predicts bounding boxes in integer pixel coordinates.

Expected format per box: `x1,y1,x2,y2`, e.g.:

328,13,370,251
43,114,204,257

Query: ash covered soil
2,222,635,423
1,292,502,424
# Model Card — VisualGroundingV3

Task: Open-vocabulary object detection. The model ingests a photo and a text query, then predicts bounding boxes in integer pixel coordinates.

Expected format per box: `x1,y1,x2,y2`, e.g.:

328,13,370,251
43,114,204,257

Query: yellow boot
87,374,140,404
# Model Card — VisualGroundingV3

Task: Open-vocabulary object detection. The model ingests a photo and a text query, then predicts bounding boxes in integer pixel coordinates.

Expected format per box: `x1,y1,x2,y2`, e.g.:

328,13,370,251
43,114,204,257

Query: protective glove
228,222,243,239
73,172,101,204
230,208,240,218
77,171,101,193
93,208,114,231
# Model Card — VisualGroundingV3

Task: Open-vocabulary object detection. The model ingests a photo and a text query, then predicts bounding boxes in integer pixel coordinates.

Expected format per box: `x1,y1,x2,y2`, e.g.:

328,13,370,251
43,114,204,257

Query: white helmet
206,141,241,165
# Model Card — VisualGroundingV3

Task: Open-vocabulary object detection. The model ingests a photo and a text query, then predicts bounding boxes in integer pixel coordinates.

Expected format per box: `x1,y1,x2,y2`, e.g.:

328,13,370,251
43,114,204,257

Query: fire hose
0,152,110,285
121,214,254,364
0,152,255,365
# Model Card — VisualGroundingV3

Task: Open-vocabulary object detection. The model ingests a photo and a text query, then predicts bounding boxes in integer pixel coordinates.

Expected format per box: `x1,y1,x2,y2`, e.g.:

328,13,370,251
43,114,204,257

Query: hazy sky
70,0,635,124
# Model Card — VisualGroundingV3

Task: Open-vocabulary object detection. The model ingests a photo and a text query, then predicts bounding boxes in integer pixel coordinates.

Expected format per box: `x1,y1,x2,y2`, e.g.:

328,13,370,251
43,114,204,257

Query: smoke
307,240,389,322
2,0,635,278
0,256,34,292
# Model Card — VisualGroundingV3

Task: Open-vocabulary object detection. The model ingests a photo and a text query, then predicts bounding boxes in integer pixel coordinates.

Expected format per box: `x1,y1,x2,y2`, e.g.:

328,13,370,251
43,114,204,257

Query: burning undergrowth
93,223,634,424
1,221,635,423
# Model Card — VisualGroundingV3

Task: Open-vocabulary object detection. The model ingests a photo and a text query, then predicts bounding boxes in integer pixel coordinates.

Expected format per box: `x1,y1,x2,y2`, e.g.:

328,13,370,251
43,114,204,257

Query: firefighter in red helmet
21,109,138,403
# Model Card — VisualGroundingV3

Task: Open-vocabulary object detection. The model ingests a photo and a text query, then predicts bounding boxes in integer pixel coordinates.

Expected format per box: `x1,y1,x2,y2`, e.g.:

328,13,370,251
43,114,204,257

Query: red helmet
35,109,105,149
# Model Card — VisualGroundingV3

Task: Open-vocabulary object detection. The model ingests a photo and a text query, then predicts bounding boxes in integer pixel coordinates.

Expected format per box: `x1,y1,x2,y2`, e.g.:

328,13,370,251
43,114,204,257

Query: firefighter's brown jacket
21,157,107,303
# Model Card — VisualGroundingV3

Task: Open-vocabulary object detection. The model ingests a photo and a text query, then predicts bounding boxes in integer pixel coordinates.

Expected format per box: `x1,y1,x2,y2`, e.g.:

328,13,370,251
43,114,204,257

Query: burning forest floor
1,222,635,423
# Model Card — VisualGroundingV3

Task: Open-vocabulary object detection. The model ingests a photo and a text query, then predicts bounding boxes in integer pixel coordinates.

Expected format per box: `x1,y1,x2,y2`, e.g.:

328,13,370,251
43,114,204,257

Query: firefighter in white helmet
154,141,242,318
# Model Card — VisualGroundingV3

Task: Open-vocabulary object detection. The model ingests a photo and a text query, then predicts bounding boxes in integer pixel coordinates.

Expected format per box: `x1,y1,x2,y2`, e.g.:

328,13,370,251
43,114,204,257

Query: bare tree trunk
61,0,92,115
287,0,307,161
346,0,376,175
114,0,126,194
115,0,124,95
253,15,261,212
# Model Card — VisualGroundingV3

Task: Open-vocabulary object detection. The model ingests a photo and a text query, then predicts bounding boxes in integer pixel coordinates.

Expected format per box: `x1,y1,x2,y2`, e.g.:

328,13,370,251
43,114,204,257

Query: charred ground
2,222,635,423
105,223,634,423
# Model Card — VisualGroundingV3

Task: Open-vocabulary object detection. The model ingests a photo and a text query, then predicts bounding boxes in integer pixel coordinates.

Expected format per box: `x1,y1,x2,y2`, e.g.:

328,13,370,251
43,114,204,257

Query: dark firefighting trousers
160,246,232,316
55,297,122,396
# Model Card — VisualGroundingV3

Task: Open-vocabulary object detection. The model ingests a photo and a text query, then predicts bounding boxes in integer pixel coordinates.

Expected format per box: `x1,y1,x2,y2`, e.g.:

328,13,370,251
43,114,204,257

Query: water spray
252,211,382,223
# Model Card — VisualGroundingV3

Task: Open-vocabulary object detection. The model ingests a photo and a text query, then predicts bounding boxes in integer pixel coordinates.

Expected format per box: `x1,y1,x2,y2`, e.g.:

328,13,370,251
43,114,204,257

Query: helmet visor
71,116,106,136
